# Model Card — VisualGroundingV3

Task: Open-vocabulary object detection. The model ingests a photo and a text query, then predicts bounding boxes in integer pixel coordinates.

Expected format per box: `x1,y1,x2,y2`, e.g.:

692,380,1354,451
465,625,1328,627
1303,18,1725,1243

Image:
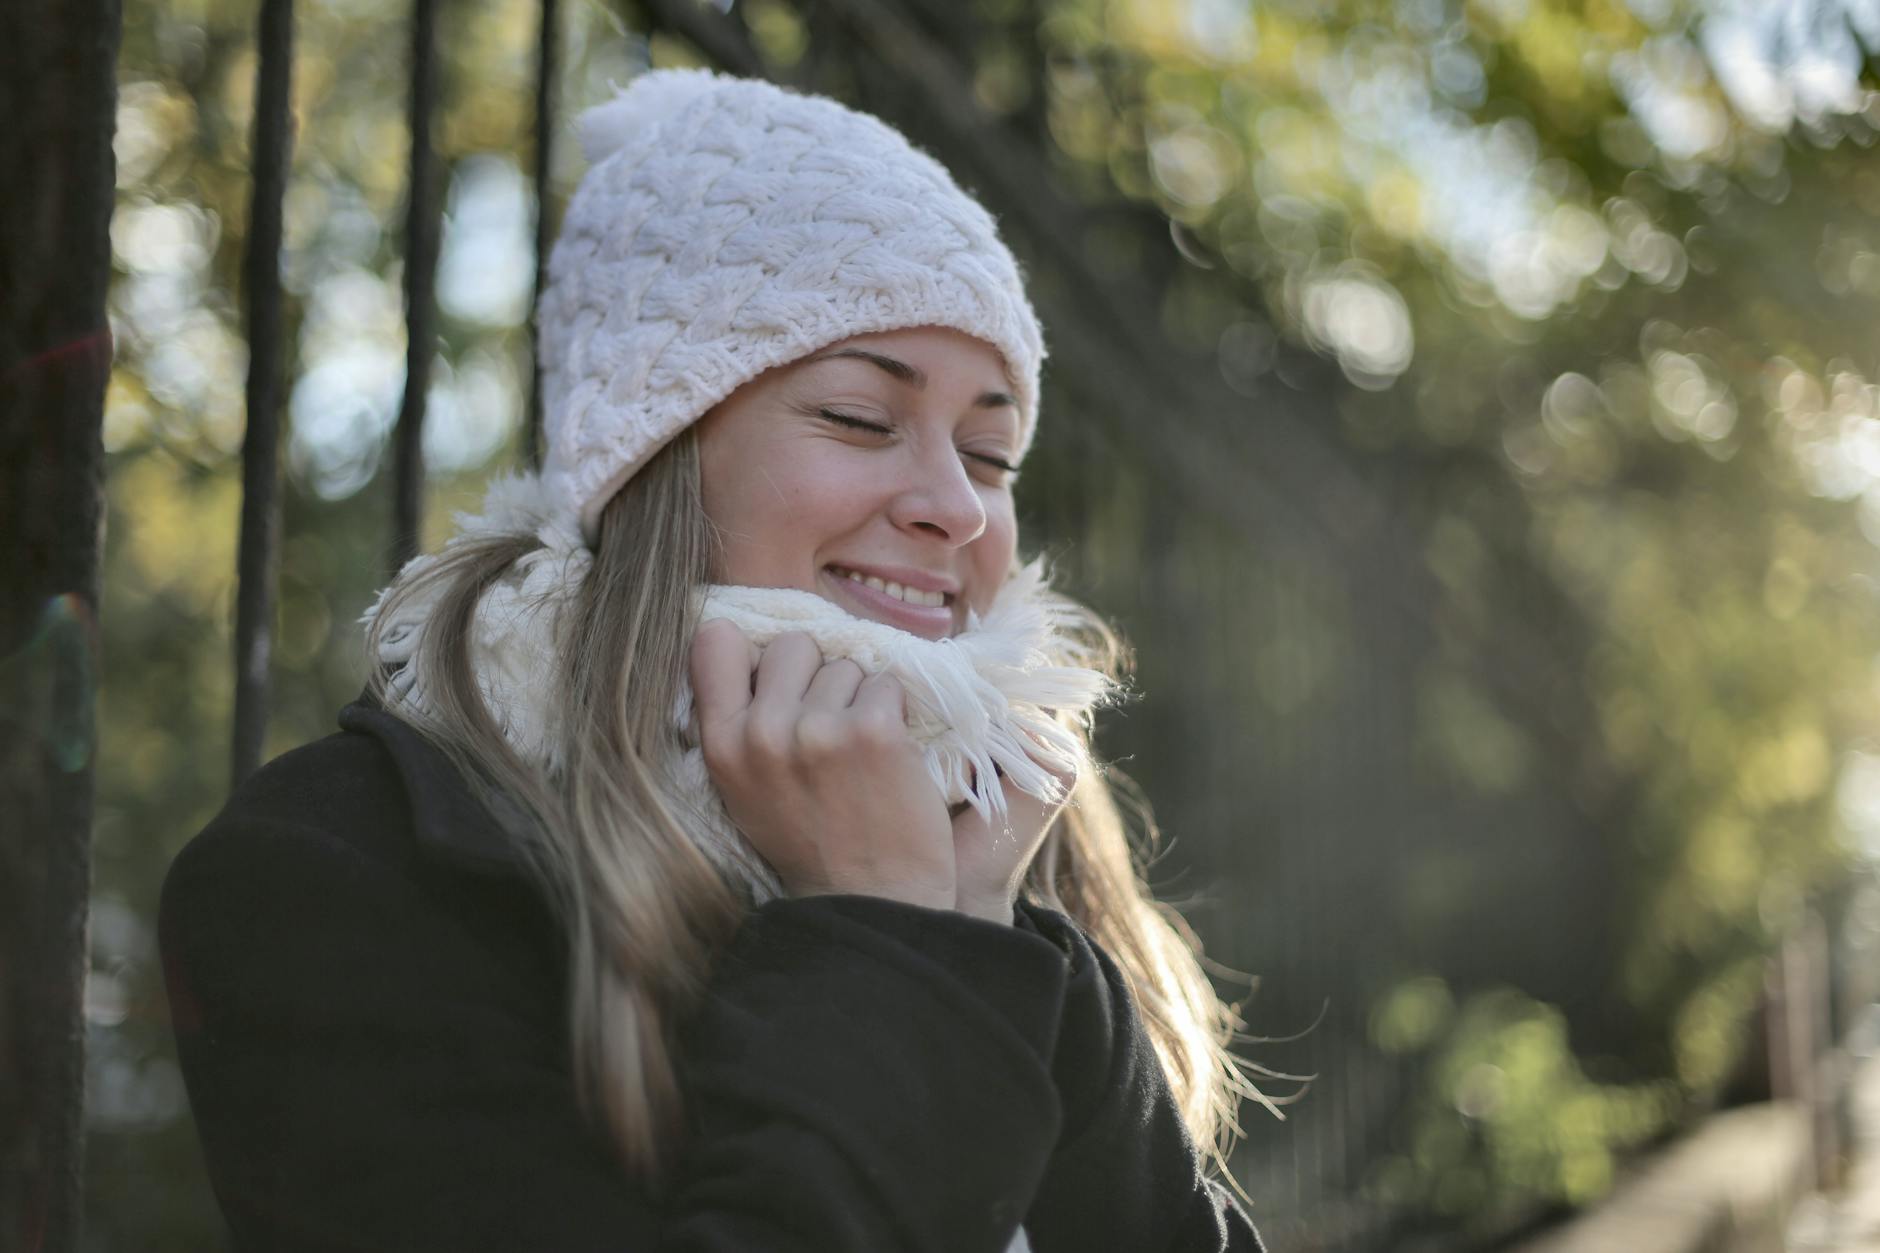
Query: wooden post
0,0,124,1246
1768,910,1836,1190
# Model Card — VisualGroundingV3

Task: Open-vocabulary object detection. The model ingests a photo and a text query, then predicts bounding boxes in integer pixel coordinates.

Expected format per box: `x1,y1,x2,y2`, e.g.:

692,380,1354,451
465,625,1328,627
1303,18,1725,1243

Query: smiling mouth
824,564,954,609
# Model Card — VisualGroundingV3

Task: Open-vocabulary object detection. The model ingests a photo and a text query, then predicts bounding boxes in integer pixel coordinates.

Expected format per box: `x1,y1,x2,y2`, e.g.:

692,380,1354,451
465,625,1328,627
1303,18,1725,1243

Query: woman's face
696,325,1022,641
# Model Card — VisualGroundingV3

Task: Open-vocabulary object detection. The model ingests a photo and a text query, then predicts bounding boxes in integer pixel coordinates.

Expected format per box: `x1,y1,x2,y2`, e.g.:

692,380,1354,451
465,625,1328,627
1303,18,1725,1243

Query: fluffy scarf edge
360,471,1123,876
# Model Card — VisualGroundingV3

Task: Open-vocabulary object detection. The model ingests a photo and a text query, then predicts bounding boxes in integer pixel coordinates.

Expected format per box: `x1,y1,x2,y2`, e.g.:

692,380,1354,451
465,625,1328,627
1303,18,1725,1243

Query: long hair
364,425,1261,1181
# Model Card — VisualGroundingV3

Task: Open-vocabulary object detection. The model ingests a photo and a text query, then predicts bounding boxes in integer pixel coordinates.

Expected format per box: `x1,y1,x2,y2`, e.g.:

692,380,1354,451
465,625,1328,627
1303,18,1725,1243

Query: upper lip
825,561,960,598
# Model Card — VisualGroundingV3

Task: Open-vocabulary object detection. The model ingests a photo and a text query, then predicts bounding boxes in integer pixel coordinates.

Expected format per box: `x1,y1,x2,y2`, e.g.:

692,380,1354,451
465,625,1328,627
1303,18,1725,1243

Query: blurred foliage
94,0,1880,1247
1374,983,1681,1213
1003,0,1880,1236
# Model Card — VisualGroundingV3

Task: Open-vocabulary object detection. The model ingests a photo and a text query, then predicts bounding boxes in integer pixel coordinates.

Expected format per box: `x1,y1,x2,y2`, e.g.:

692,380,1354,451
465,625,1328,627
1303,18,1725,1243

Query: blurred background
85,0,1880,1247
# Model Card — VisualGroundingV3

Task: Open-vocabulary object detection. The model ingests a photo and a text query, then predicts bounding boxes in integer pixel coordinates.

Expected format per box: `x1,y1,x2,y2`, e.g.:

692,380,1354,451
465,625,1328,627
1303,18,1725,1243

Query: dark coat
159,698,1266,1252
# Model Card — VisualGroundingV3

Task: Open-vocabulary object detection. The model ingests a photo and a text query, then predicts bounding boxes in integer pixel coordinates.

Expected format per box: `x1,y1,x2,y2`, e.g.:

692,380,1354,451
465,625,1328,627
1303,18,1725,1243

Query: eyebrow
803,347,1018,411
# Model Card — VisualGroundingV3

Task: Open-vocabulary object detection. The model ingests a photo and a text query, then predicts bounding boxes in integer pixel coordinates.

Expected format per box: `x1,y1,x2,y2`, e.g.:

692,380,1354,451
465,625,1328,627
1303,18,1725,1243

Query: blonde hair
365,425,1262,1183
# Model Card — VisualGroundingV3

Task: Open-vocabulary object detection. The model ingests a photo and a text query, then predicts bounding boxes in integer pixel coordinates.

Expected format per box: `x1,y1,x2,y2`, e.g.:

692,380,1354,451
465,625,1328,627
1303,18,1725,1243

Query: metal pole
525,0,559,471
230,0,296,787
391,0,445,572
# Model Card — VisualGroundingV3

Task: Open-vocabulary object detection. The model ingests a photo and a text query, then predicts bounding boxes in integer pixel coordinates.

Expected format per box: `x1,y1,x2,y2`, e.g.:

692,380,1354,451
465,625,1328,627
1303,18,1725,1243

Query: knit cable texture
537,67,1048,543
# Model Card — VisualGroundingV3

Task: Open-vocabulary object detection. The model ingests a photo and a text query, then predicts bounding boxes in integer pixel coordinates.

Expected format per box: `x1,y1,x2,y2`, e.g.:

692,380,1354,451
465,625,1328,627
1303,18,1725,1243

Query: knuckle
771,631,822,662
825,657,866,683
857,672,904,704
854,705,908,748
794,714,844,757
698,726,740,773
693,617,740,655
744,713,793,762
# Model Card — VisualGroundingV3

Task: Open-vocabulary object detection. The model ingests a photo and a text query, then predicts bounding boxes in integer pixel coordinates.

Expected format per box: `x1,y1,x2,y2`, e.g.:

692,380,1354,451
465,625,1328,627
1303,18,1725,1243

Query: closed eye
818,408,892,436
819,408,1016,477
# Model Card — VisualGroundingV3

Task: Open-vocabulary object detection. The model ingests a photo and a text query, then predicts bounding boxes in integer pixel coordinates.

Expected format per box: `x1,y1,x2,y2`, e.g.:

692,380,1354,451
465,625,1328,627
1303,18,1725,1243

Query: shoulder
158,724,433,987
160,701,551,984
213,723,412,851
159,707,565,1039
169,699,530,897
166,722,422,909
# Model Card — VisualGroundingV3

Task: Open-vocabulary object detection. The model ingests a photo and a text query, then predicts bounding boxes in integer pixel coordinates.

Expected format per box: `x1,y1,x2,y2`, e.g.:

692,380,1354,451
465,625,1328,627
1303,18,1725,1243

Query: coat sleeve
160,815,1072,1253
1012,902,1268,1253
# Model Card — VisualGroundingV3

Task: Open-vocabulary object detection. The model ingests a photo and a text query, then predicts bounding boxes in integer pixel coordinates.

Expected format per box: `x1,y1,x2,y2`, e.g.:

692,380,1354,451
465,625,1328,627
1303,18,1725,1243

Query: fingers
753,631,823,704
950,770,1062,924
687,625,954,909
802,656,866,713
692,619,919,777
850,672,909,745
746,633,825,756
694,627,900,763
690,618,759,731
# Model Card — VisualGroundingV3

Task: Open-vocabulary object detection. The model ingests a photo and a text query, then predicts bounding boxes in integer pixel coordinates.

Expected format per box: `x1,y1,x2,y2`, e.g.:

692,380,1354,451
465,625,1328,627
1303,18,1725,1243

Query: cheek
708,452,884,585
700,439,784,584
969,498,1020,601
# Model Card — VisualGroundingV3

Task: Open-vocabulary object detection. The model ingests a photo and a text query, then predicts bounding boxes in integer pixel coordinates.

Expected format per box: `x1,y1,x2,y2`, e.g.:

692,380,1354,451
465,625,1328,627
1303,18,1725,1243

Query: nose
888,443,987,546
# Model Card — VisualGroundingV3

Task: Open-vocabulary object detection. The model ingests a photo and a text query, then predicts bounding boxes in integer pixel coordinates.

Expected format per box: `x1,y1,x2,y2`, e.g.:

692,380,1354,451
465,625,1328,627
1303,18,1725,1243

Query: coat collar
338,694,533,879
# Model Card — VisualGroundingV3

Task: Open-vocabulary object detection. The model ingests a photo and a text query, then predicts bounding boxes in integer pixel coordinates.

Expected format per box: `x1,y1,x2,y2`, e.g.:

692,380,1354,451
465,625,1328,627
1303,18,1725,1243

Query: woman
160,67,1268,1252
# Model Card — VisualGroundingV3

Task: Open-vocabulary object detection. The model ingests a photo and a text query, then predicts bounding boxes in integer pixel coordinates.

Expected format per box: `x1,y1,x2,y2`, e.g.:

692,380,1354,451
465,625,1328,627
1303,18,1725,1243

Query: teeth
834,568,948,609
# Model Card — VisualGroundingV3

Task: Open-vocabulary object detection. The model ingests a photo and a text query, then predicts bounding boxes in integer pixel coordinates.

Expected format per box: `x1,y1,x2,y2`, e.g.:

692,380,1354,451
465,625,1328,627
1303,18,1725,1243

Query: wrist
792,878,956,913
954,896,1016,926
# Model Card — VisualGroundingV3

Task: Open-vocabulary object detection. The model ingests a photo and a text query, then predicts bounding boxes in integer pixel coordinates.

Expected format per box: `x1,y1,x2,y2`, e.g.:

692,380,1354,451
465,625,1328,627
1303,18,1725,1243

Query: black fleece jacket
158,699,1266,1252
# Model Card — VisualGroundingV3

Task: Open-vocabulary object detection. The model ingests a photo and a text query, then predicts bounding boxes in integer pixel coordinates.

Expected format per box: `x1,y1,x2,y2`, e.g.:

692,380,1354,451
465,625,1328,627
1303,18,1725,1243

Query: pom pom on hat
576,67,724,166
535,69,1048,545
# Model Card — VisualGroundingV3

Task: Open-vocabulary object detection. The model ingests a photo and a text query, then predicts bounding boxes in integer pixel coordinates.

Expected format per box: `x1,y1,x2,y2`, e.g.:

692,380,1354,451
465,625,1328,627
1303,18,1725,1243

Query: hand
951,756,1077,925
689,621,957,910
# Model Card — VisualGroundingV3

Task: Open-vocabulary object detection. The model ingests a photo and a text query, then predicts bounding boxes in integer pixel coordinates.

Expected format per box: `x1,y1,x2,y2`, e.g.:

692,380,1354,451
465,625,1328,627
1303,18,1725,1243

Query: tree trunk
0,0,124,1246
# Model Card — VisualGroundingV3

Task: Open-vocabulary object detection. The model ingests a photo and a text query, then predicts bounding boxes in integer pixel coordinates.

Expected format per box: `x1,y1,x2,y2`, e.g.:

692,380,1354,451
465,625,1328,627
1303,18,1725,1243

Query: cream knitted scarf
362,473,1118,905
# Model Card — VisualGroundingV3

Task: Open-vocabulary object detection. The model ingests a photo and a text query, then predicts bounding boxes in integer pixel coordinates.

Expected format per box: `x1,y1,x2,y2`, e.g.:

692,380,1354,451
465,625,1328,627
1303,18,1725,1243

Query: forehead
782,328,1020,425
798,327,1012,386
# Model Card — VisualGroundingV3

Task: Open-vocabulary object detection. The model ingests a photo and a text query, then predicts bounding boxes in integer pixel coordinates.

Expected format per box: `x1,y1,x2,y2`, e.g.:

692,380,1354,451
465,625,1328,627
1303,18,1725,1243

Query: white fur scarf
361,472,1118,906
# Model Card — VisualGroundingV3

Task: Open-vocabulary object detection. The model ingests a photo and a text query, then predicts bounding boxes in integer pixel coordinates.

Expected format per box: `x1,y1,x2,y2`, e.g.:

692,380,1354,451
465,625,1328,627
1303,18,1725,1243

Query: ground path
1792,1050,1880,1252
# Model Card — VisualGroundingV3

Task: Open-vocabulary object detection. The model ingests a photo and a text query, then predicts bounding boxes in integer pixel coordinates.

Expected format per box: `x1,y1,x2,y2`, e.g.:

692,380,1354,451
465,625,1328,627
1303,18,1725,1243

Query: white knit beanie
536,67,1048,544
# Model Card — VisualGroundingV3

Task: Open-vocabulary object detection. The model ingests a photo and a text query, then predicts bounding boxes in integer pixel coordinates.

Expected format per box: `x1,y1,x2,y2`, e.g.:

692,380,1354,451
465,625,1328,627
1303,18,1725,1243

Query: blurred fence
3,2,123,1249
21,1,1880,1251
